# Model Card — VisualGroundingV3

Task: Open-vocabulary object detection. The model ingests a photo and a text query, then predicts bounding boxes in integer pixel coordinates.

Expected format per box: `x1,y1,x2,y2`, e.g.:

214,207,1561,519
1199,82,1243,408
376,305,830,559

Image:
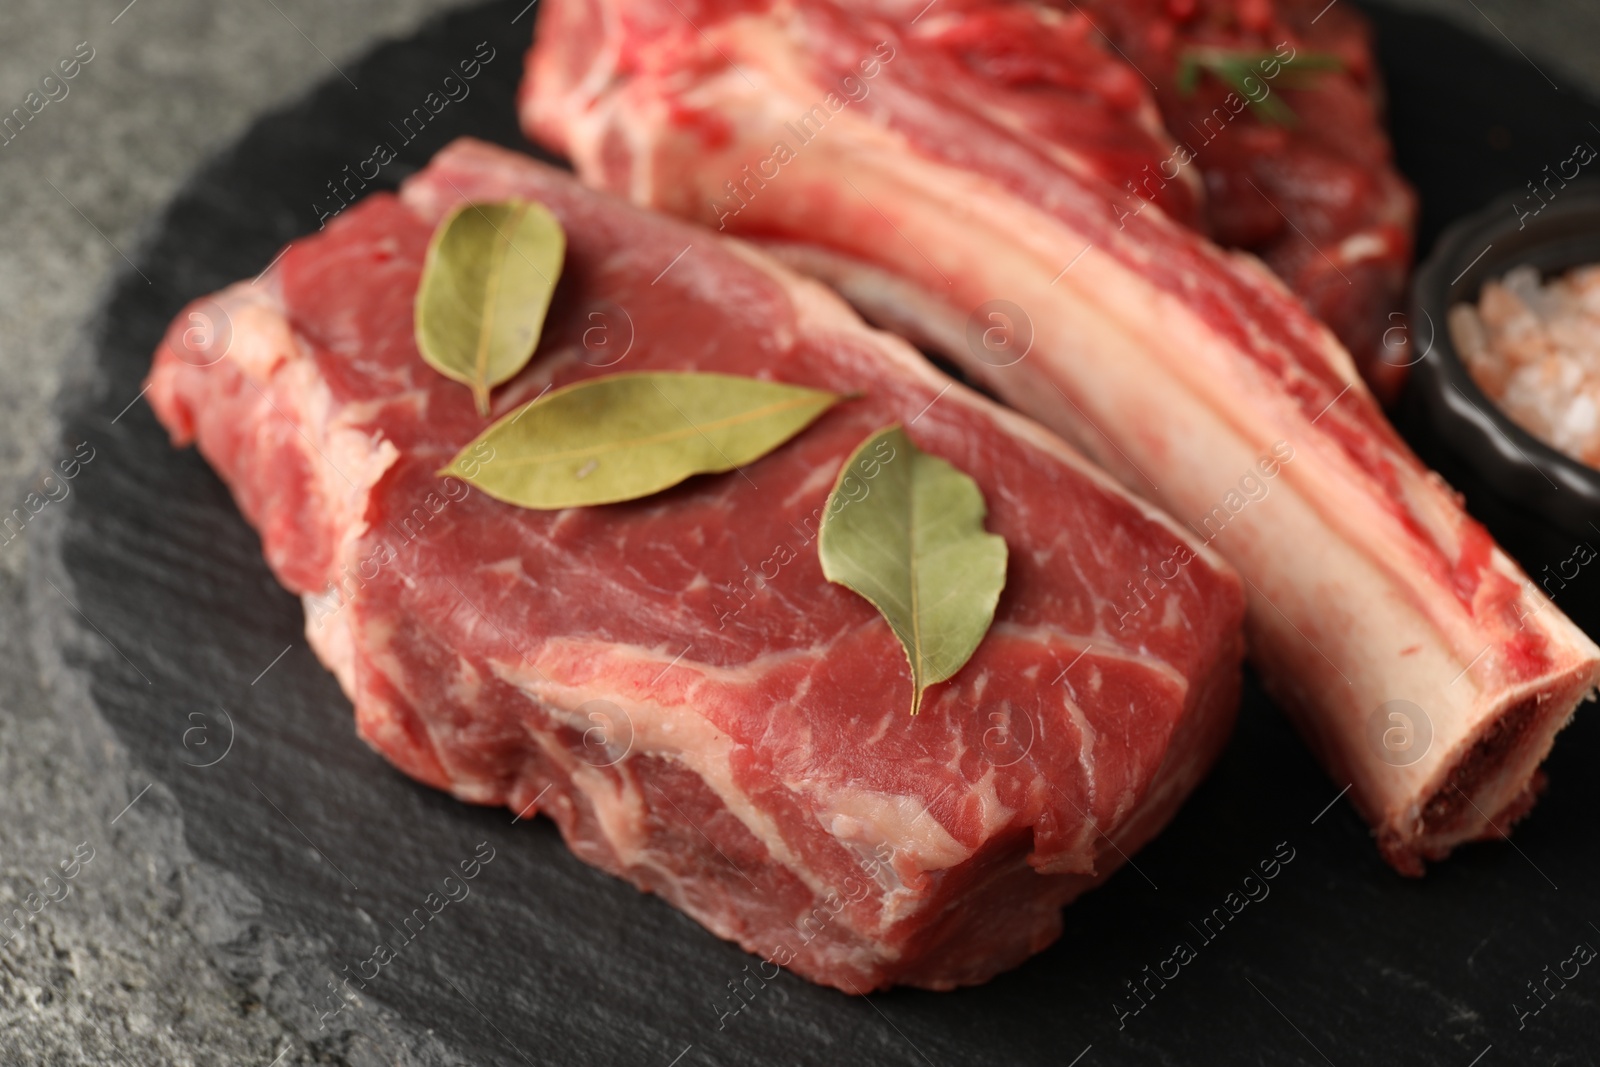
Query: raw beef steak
146,139,1245,991
523,0,1600,873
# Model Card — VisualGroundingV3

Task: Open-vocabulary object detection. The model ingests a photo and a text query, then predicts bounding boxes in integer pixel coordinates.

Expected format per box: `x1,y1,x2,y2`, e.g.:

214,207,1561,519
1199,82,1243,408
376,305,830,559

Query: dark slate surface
44,2,1600,1064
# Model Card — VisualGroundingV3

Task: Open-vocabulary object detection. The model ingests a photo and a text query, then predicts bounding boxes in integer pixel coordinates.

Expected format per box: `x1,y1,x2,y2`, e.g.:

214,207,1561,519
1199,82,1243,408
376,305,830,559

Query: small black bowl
1407,180,1600,539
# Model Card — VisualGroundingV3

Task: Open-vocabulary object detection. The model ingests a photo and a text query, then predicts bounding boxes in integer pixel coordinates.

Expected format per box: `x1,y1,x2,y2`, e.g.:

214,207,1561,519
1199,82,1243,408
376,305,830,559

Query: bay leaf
440,371,841,508
415,199,566,417
818,425,1008,715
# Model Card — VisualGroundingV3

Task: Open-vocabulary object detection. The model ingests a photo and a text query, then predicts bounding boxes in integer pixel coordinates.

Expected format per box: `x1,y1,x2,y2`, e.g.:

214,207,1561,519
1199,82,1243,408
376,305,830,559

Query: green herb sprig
1175,47,1343,126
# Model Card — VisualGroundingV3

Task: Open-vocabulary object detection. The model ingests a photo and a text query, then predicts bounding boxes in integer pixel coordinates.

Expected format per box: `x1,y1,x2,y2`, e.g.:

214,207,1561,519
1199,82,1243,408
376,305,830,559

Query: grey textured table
0,1,1596,1063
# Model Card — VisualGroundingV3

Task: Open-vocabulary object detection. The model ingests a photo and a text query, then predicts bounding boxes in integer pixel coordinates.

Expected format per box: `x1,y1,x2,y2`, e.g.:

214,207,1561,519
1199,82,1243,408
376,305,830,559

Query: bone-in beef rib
523,0,1599,874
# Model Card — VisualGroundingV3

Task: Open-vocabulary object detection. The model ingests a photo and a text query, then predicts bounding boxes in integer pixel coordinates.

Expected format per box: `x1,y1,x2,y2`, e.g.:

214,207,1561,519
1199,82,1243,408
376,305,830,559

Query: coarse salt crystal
1451,263,1600,469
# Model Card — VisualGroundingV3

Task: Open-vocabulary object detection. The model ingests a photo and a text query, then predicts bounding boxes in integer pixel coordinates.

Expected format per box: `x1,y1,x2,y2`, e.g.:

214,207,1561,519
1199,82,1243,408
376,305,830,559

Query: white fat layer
490,649,970,942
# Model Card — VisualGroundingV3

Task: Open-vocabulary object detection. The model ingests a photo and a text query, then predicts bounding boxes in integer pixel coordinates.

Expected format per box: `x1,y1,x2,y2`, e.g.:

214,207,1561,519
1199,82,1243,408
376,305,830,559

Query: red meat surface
146,139,1245,991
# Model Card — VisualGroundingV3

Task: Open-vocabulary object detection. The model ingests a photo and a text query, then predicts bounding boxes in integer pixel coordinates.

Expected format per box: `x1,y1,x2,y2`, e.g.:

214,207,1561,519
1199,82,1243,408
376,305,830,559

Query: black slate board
48,3,1600,1064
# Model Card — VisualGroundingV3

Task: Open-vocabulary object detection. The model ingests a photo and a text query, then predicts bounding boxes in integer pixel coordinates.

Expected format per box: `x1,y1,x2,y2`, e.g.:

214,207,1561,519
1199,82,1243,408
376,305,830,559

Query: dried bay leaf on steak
415,199,566,416
817,425,1008,715
440,371,842,508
